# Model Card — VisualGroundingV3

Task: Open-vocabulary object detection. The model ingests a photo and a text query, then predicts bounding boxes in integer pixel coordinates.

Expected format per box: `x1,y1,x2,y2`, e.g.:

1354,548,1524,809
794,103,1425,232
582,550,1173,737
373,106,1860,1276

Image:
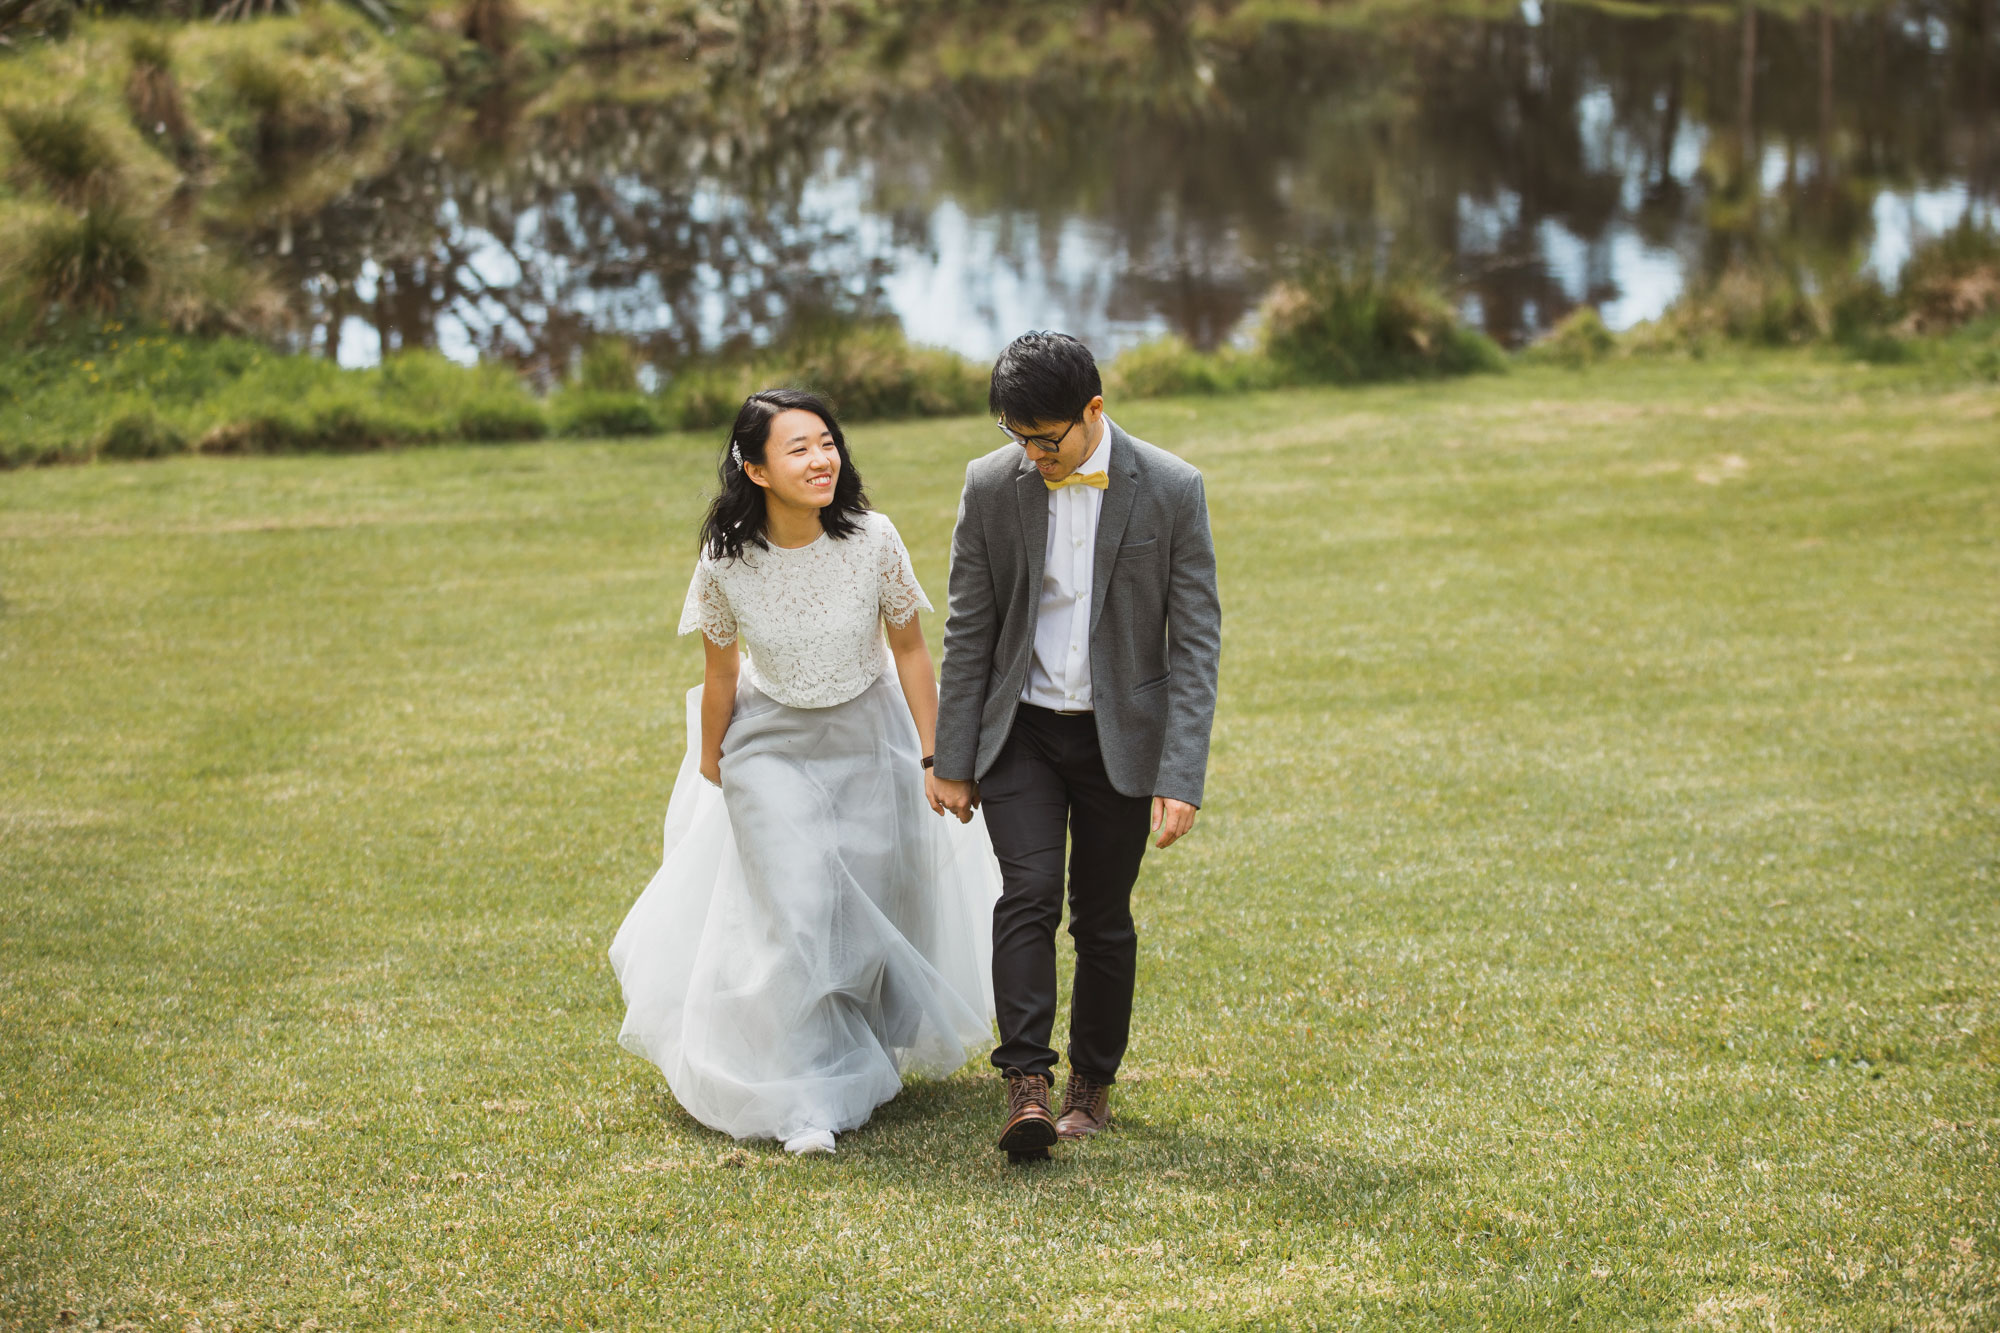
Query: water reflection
236,0,1999,373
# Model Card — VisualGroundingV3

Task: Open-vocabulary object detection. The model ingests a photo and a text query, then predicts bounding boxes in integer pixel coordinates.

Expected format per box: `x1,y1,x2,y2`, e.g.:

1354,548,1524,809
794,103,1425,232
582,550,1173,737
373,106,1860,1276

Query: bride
609,388,1000,1155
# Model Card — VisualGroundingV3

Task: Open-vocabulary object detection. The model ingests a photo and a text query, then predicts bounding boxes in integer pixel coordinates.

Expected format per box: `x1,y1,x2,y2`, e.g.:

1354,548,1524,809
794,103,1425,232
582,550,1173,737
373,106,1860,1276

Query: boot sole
996,1114,1058,1155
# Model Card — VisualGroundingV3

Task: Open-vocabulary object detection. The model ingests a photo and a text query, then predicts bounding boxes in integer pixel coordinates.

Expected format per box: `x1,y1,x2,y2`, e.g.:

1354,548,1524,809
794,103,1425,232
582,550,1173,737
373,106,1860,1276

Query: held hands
1151,796,1197,849
927,772,978,824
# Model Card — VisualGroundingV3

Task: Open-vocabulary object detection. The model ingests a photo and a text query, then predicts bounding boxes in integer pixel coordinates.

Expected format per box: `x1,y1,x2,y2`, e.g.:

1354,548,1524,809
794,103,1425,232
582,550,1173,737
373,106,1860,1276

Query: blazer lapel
1089,422,1139,638
1014,453,1050,616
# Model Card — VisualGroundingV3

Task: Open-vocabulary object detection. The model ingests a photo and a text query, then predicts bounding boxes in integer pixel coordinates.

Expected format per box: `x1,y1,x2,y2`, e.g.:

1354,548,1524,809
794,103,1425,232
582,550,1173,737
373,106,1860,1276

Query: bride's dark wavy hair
698,388,870,561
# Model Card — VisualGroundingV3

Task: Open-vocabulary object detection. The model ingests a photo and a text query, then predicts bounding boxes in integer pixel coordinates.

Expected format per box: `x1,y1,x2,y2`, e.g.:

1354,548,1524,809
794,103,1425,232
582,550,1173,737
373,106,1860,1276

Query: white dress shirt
1021,423,1112,712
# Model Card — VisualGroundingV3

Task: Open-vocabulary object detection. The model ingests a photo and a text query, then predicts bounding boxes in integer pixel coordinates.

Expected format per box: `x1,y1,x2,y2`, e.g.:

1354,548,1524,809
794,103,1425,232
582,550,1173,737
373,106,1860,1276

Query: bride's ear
741,462,771,490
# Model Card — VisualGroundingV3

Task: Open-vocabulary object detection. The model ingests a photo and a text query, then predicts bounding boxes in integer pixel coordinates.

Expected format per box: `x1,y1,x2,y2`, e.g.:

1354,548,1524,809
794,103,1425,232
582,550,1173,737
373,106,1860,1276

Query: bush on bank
1540,221,2000,369
1106,264,1506,399
7,229,1997,469
0,326,545,467
0,319,990,466
2,274,1501,466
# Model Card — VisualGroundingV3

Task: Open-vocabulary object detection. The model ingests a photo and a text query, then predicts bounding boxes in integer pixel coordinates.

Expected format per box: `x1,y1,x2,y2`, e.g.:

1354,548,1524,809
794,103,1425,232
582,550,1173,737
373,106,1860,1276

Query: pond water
253,1,1998,377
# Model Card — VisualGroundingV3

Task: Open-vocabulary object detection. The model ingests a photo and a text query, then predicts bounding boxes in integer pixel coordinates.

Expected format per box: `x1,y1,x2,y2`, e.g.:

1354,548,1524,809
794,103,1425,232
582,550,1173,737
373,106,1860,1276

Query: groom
928,331,1221,1163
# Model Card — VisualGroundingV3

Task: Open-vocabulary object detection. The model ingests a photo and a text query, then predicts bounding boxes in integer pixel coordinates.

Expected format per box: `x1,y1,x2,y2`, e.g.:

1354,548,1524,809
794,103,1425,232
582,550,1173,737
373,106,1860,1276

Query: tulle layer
609,671,999,1142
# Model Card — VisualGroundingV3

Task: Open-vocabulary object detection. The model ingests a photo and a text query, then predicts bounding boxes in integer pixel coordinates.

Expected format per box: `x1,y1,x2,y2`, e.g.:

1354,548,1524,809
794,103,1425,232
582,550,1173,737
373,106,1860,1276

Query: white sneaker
783,1129,836,1156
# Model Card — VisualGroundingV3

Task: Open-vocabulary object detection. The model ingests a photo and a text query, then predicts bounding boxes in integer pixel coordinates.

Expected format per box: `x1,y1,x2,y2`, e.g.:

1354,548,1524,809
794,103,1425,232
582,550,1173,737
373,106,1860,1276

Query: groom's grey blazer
934,419,1221,807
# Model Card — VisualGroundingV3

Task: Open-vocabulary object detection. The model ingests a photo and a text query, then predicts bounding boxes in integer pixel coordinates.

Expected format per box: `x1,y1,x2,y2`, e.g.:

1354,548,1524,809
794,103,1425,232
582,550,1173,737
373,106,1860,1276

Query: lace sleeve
677,559,737,647
875,514,934,628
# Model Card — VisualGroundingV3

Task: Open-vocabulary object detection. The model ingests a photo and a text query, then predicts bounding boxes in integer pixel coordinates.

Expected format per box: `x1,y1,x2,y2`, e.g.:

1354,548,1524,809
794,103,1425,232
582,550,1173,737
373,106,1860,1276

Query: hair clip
729,441,743,467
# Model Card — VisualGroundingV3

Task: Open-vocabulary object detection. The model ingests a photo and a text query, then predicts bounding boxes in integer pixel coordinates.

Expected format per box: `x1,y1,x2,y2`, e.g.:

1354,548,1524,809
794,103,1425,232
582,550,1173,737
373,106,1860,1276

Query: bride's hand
700,760,723,788
927,773,977,823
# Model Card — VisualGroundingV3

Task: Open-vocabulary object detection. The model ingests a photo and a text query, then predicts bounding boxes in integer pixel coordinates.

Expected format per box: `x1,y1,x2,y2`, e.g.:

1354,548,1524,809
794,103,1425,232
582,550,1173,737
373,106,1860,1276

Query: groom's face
1005,396,1103,483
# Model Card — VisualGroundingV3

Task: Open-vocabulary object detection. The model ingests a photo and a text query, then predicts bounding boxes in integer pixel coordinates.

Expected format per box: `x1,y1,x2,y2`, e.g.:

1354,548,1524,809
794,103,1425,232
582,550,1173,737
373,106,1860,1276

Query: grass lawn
2,353,1996,1330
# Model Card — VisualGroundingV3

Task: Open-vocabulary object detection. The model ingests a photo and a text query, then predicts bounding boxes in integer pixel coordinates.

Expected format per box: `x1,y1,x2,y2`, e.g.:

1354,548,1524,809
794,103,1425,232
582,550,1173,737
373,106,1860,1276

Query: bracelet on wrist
921,755,935,770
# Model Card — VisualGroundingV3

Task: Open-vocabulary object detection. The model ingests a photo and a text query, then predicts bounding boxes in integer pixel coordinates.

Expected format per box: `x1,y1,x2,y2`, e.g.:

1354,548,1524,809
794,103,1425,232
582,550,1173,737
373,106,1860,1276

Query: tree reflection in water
226,0,1998,372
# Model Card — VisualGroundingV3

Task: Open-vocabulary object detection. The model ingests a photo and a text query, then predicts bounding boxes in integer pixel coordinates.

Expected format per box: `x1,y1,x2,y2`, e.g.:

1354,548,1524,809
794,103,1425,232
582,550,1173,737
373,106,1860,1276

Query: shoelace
1009,1075,1049,1114
1062,1077,1105,1118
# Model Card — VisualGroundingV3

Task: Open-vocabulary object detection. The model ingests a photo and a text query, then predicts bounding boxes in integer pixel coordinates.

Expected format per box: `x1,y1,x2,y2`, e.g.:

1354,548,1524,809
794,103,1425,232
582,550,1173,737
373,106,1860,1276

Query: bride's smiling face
746,409,841,510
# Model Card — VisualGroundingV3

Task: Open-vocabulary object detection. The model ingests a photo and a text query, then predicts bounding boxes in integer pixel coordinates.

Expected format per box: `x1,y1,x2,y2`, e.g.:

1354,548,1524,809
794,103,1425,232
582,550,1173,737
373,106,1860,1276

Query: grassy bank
3,354,1996,1329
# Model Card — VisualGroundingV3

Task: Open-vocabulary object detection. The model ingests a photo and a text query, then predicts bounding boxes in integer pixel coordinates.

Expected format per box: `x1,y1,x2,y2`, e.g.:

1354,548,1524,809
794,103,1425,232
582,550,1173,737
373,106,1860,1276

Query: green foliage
1523,306,1617,369
95,401,188,458
0,328,543,466
548,386,664,438
660,320,988,432
122,29,200,161
575,336,642,394
1257,262,1506,385
1899,221,2000,335
551,389,663,438
1104,269,1503,399
1106,335,1267,397
0,103,127,207
9,205,155,315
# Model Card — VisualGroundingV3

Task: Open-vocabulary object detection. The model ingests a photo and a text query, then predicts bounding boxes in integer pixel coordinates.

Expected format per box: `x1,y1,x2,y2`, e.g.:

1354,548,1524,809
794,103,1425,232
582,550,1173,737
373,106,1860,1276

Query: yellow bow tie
1045,470,1109,492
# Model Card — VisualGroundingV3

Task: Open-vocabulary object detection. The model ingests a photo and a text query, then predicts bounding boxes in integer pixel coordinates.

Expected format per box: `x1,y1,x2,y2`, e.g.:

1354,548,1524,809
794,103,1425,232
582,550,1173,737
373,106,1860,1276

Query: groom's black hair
988,331,1102,429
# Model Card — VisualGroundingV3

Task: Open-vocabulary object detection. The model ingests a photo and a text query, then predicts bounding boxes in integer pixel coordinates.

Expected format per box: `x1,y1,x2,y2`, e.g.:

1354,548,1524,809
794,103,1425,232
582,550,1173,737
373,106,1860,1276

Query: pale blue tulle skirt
609,670,999,1142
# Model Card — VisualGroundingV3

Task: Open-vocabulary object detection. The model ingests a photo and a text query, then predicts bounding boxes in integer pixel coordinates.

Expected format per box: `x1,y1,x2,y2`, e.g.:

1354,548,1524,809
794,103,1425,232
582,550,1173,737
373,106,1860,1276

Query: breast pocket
1113,536,1158,567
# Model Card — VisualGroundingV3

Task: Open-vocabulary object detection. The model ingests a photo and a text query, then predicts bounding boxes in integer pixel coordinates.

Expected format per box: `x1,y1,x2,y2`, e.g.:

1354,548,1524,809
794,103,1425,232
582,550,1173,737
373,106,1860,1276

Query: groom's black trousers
979,703,1153,1084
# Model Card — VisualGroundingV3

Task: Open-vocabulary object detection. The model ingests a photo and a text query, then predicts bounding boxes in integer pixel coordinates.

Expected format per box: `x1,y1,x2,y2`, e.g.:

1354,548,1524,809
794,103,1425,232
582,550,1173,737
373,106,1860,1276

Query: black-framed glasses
996,415,1078,454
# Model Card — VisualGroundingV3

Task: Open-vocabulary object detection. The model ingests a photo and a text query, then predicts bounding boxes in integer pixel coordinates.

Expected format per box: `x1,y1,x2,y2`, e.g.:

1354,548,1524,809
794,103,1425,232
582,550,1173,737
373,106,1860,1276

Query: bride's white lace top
678,510,933,709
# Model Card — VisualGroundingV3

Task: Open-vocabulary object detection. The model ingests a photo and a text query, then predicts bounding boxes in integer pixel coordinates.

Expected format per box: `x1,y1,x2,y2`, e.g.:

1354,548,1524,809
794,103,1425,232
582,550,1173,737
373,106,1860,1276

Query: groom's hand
928,773,979,824
1151,797,1197,849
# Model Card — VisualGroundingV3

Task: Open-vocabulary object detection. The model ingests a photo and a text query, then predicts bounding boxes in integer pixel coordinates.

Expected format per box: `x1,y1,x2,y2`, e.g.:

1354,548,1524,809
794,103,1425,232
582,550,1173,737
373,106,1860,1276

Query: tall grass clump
1,103,129,208
549,336,662,437
124,30,201,164
0,326,546,467
199,350,547,452
180,7,412,161
1898,221,2000,335
1106,335,1267,397
1106,264,1502,398
659,317,986,431
9,205,155,315
1522,306,1617,368
1651,261,1828,349
1627,229,2000,362
1257,261,1505,384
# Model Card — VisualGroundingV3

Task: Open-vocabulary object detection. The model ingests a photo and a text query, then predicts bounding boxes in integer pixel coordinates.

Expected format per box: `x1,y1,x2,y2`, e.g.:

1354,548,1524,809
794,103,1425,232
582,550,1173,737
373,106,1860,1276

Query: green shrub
551,389,661,438
454,396,550,442
575,336,643,393
97,404,188,458
125,31,199,161
1526,306,1616,369
1652,262,1826,350
1258,263,1505,385
659,320,986,432
1,103,126,207
660,362,760,433
1107,336,1266,397
1899,222,2000,335
12,206,154,315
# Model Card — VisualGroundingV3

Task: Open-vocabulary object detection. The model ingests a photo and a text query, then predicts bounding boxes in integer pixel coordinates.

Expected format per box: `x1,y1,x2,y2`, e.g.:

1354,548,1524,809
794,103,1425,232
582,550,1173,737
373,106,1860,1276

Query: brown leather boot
1055,1071,1112,1140
997,1068,1057,1162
